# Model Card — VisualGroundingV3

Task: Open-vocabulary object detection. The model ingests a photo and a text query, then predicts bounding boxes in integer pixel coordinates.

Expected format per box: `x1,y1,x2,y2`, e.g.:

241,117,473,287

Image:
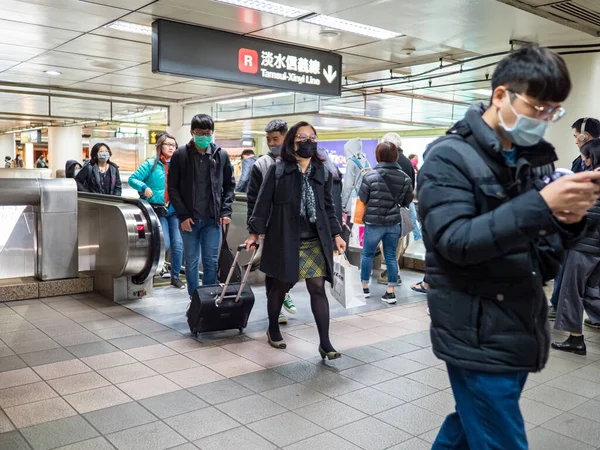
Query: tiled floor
0,280,600,449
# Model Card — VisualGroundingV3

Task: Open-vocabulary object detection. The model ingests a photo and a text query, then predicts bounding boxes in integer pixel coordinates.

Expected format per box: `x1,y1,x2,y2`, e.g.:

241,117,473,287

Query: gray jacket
341,138,370,213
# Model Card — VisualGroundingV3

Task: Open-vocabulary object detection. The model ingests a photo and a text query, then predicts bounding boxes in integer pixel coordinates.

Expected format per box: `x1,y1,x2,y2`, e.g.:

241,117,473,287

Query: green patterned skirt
298,239,326,279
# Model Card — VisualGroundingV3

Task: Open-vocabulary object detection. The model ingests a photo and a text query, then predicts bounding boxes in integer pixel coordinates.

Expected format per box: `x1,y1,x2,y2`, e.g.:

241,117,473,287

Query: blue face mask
499,102,549,147
74,169,80,177
194,135,212,149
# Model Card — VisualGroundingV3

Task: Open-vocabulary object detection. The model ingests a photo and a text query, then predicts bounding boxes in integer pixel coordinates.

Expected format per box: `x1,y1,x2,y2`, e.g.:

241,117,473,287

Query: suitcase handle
217,243,259,305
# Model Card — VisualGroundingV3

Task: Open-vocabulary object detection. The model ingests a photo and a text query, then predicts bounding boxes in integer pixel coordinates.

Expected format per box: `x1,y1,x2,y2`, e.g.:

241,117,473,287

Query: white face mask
499,99,549,147
97,151,110,161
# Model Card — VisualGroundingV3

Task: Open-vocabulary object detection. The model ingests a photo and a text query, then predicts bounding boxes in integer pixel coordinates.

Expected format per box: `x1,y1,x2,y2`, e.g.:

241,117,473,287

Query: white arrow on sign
323,65,338,84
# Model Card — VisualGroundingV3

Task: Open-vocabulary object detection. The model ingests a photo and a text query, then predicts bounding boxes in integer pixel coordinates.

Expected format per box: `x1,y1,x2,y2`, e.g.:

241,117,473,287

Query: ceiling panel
83,73,174,89
90,12,154,44
153,82,246,96
80,0,154,10
248,0,375,15
0,59,18,72
0,73,74,87
113,62,191,82
2,62,104,82
55,34,151,63
27,51,141,72
188,79,255,90
0,44,47,62
0,0,126,33
65,81,139,94
0,19,80,49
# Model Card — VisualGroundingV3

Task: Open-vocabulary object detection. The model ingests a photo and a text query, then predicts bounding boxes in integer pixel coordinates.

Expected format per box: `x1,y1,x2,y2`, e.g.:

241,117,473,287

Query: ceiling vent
497,1,600,36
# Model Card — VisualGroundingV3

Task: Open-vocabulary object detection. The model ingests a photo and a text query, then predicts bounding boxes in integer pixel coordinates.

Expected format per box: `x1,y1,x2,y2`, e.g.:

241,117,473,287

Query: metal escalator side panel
131,200,164,285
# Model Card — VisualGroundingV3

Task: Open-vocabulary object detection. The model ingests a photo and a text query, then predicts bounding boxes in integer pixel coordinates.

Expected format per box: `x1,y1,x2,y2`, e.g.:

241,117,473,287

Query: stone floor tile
571,365,600,383
81,318,123,332
193,426,276,450
377,403,445,435
0,381,57,408
343,345,395,363
53,332,103,348
183,347,237,365
520,398,563,426
165,407,239,441
0,430,32,449
80,351,136,370
0,355,27,372
337,387,404,415
47,372,110,396
206,357,264,378
569,399,600,423
332,417,411,450
308,355,364,373
542,412,600,446
188,379,254,405
340,364,397,386
117,375,181,400
546,374,600,398
5,397,77,428
418,427,439,444
372,355,429,376
164,366,224,388
8,338,60,355
0,329,47,345
33,359,91,380
405,367,451,390
66,341,119,359
231,369,295,393
523,384,589,411
40,324,88,339
412,391,457,417
124,344,177,361
0,367,42,389
271,360,330,383
0,409,15,433
98,362,158,384
528,368,564,384
139,390,208,419
92,326,140,340
527,427,594,450
284,432,361,450
262,383,327,409
0,344,15,358
83,402,157,434
295,398,367,429
20,348,76,367
108,335,159,351
164,338,209,353
63,385,131,414
143,355,199,374
145,329,187,344
55,437,115,450
387,437,432,450
300,371,365,397
402,348,442,366
216,394,286,424
248,411,324,448
106,421,186,450
373,377,439,402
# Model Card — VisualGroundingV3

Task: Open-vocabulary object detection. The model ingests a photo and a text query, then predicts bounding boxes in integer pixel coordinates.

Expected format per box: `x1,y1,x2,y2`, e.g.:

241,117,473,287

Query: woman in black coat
75,142,122,196
246,121,346,359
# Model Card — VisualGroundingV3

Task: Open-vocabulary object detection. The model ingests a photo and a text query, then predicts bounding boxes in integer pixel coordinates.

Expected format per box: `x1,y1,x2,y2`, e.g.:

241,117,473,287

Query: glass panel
294,93,319,113
0,93,49,116
111,103,168,125
252,93,295,117
51,97,111,120
183,102,213,124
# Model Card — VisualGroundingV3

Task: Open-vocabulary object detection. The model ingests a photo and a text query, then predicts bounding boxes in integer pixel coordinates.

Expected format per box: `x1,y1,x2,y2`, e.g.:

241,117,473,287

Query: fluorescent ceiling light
321,104,365,114
218,97,251,105
211,0,309,18
471,89,493,97
218,92,292,104
303,15,401,40
44,70,61,76
253,92,293,101
430,117,456,123
105,21,152,36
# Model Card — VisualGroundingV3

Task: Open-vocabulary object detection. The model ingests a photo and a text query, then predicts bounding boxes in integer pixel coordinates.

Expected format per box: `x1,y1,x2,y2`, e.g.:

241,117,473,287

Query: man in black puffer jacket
419,45,600,450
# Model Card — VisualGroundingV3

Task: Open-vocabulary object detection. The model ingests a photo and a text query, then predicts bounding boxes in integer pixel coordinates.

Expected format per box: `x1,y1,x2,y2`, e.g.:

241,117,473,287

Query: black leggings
267,277,334,352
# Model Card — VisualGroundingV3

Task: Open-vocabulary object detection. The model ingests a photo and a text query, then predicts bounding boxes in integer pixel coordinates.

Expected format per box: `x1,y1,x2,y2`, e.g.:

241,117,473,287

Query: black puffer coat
359,162,413,226
419,103,585,373
574,194,600,255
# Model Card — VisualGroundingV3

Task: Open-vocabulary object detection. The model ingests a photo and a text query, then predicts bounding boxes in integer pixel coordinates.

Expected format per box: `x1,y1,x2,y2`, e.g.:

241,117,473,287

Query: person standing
4,156,11,168
235,149,258,193
246,121,346,358
355,141,413,304
419,45,600,450
169,114,236,297
129,132,185,290
75,143,122,196
247,119,297,324
65,160,82,178
13,154,23,168
36,154,48,168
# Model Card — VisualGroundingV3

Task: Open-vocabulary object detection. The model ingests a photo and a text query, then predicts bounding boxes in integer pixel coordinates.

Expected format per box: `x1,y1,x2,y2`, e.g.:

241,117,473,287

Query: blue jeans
433,364,528,450
409,202,422,241
361,224,401,286
181,219,221,296
159,213,183,280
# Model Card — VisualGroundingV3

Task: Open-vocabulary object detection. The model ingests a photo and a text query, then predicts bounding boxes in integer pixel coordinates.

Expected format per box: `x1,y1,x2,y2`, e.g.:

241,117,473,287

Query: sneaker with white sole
363,288,370,298
381,292,397,304
171,277,186,290
278,313,288,324
283,294,296,314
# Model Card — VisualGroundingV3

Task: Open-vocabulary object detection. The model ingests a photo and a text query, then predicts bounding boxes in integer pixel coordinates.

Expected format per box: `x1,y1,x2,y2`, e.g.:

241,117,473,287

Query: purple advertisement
319,139,378,175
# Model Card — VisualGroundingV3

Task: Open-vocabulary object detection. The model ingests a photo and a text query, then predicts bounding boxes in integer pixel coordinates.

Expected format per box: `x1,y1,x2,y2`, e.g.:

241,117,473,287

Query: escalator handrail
78,193,162,285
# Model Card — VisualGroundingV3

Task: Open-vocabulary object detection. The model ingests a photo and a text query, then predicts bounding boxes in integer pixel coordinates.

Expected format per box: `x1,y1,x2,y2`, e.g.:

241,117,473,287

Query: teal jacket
128,157,167,206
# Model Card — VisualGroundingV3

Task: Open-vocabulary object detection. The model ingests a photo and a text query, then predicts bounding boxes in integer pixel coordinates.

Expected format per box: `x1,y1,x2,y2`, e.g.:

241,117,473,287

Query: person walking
419,44,600,450
246,121,346,358
4,156,11,168
169,114,236,297
355,141,413,304
35,154,48,168
235,149,258,193
75,143,122,196
129,132,185,290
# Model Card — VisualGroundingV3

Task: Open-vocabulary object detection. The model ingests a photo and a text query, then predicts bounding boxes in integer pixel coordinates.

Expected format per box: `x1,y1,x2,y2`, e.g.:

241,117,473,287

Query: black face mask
296,140,317,159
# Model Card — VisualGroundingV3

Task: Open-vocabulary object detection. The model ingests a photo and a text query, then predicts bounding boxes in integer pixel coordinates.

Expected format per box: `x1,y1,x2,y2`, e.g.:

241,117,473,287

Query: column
0,134,15,162
545,53,600,167
48,126,82,177
167,105,191,148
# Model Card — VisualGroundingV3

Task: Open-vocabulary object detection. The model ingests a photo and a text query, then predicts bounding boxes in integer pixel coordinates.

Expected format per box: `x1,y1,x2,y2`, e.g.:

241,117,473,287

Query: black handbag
217,225,242,283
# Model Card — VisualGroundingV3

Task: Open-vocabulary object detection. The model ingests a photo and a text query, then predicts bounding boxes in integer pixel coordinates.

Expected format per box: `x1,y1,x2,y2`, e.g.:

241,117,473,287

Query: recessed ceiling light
105,21,152,36
319,29,341,38
211,0,309,18
303,15,402,40
44,70,61,76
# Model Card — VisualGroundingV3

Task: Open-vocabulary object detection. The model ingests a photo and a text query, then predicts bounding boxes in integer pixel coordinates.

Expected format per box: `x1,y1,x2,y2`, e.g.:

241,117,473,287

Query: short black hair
265,119,288,134
280,121,323,165
572,118,600,139
241,149,255,157
580,138,600,169
90,142,111,162
191,114,214,131
492,44,571,103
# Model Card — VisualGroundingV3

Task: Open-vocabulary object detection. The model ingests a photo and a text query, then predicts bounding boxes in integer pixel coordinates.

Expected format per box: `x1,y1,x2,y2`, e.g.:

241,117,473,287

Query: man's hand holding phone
540,171,600,224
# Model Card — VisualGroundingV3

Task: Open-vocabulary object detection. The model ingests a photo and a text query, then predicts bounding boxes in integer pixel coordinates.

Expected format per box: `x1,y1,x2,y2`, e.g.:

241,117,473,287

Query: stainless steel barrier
77,193,164,301
0,178,78,281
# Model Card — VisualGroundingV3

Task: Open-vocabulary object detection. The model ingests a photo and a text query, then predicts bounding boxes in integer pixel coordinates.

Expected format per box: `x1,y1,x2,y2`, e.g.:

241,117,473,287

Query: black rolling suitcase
187,243,258,337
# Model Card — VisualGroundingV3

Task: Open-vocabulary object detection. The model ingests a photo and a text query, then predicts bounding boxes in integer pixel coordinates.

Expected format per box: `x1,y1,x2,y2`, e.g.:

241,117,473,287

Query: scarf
160,154,169,204
299,164,317,224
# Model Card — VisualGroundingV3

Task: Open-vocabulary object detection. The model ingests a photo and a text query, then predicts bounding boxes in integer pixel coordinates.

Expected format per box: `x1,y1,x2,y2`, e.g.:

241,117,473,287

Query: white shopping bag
329,253,366,309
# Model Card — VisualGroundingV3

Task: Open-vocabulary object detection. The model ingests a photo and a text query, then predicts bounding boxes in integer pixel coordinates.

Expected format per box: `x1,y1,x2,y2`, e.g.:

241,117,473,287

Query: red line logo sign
238,48,258,74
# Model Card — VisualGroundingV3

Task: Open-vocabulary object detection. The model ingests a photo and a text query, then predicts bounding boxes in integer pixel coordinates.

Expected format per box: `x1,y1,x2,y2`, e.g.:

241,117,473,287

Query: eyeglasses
192,130,213,137
296,133,318,142
508,91,566,123
161,143,177,148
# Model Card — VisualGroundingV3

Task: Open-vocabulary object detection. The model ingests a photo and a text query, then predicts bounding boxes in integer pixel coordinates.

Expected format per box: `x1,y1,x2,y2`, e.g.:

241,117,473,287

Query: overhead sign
20,130,40,144
152,20,342,97
148,130,164,145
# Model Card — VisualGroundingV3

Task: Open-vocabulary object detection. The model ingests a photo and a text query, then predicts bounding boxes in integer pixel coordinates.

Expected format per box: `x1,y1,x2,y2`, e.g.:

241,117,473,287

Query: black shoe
363,288,370,298
584,318,600,329
548,307,557,320
381,292,397,304
551,335,586,355
171,277,186,290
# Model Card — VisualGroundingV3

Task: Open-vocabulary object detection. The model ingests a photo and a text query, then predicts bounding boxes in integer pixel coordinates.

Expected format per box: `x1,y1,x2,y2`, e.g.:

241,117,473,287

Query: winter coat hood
344,138,362,158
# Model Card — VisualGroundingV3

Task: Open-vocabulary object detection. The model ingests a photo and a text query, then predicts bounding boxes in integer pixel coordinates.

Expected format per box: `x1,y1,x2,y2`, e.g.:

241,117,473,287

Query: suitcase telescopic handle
217,243,260,305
